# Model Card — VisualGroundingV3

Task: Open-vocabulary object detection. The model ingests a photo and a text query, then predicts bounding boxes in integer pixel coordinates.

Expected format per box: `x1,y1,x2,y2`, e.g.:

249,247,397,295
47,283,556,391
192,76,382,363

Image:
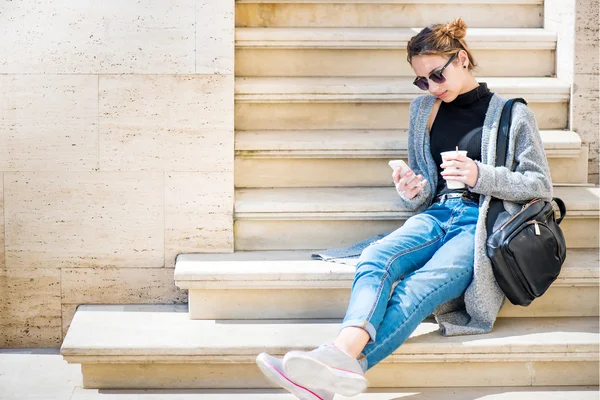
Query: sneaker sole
284,352,368,397
256,353,327,400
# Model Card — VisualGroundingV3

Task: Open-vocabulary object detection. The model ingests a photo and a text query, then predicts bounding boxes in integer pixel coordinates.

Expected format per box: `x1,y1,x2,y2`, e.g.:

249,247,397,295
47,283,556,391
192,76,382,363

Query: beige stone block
0,268,61,347
236,214,598,251
99,75,234,172
81,363,270,389
472,49,558,78
78,360,599,389
189,284,599,321
236,49,555,78
196,0,234,74
572,73,600,183
0,174,4,269
572,74,600,135
575,0,599,45
548,147,589,184
367,362,534,387
235,158,391,188
235,4,543,28
575,42,600,75
235,103,566,131
189,288,350,320
165,172,233,265
235,219,402,251
61,267,186,306
498,286,600,317
559,217,599,249
532,361,599,386
4,172,164,269
0,75,98,171
0,1,195,74
0,268,7,335
236,153,588,188
64,387,600,400
370,361,600,387
236,103,411,131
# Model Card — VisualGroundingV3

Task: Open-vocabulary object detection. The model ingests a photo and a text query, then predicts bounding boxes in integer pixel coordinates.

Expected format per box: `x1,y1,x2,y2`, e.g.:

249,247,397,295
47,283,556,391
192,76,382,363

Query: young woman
255,18,553,400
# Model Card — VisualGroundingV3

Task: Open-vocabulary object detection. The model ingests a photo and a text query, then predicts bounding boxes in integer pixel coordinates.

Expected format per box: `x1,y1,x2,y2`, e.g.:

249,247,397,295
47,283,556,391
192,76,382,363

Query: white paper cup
440,150,468,189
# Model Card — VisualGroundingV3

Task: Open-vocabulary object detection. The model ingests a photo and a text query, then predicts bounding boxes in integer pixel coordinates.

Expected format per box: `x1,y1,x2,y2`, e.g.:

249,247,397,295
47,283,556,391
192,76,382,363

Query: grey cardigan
400,93,553,336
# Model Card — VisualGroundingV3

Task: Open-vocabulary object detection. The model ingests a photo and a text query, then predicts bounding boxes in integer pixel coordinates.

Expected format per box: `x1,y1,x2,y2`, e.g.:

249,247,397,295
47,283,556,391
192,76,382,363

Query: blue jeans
339,197,479,371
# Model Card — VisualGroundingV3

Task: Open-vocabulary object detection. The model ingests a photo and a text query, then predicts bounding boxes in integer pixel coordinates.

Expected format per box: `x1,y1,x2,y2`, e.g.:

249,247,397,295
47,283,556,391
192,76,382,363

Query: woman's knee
357,241,389,270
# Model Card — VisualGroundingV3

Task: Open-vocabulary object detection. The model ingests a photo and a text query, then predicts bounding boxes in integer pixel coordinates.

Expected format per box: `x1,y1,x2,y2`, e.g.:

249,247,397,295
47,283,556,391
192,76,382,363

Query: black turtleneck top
430,82,493,196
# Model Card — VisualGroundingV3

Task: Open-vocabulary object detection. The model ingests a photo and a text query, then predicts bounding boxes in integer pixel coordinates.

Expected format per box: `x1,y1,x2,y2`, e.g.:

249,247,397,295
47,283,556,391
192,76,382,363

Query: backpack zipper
499,198,540,231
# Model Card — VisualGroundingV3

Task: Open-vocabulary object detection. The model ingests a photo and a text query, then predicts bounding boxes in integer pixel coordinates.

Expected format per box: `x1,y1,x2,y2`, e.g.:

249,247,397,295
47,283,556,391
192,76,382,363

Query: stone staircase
61,0,600,397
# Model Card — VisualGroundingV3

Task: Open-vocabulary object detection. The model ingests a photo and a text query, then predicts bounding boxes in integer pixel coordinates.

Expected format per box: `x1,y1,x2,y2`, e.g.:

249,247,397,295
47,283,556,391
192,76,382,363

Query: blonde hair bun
406,17,476,69
442,18,467,40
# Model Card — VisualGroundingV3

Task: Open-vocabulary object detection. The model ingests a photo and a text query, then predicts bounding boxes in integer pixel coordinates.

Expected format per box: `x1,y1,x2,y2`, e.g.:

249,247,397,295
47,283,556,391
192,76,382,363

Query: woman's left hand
440,153,479,188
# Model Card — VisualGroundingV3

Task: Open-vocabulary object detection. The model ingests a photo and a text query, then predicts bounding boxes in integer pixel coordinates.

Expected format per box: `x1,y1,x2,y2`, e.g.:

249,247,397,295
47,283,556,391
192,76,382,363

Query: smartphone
388,159,410,177
389,159,427,188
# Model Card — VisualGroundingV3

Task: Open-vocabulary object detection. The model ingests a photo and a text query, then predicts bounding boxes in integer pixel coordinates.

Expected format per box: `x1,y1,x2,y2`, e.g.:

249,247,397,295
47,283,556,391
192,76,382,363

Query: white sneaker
256,352,335,400
283,344,368,397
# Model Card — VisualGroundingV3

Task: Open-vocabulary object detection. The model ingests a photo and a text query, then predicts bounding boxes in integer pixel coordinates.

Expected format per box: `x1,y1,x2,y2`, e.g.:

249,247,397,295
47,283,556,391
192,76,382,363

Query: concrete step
235,130,589,186
236,28,556,77
235,77,569,130
236,0,544,29
12,348,596,400
70,387,600,400
234,186,600,250
175,249,599,320
61,306,599,389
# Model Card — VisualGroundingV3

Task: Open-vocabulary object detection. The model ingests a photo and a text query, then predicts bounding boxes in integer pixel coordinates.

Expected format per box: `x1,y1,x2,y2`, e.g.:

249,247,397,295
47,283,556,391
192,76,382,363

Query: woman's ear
458,49,469,69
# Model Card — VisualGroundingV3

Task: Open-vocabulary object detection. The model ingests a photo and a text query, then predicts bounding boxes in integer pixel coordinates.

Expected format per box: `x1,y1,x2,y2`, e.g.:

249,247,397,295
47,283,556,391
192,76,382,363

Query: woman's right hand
393,168,428,200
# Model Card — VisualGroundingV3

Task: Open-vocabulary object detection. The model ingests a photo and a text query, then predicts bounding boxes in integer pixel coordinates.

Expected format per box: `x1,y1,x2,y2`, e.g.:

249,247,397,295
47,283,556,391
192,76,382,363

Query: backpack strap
495,98,527,168
552,197,567,225
486,98,528,235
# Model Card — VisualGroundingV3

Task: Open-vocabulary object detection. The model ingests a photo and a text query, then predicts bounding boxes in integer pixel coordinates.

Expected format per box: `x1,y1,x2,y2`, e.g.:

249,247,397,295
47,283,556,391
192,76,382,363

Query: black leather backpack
486,98,567,307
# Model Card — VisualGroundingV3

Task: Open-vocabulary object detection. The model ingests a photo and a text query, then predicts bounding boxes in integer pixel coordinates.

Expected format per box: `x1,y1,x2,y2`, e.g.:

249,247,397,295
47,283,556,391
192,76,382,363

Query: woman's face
411,52,471,102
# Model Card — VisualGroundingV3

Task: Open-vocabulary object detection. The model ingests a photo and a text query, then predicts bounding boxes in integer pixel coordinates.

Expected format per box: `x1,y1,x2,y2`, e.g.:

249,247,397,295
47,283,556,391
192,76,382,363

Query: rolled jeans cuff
339,319,377,344
358,355,369,373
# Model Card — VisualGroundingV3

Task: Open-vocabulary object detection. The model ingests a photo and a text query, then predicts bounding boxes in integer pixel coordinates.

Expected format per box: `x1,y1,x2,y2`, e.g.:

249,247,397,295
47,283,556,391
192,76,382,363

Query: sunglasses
413,53,458,91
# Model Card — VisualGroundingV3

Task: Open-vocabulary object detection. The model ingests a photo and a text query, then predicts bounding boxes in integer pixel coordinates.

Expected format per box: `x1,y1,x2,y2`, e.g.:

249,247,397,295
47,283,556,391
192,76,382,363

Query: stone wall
545,0,600,184
0,1,234,347
572,0,599,184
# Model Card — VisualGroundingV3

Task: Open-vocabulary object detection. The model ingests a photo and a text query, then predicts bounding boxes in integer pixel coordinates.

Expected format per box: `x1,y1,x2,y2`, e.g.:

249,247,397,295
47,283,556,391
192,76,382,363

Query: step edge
236,40,555,50
236,149,580,158
234,210,599,220
234,186,600,213
62,352,598,365
235,130,581,156
236,28,556,50
176,277,599,290
235,93,570,103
